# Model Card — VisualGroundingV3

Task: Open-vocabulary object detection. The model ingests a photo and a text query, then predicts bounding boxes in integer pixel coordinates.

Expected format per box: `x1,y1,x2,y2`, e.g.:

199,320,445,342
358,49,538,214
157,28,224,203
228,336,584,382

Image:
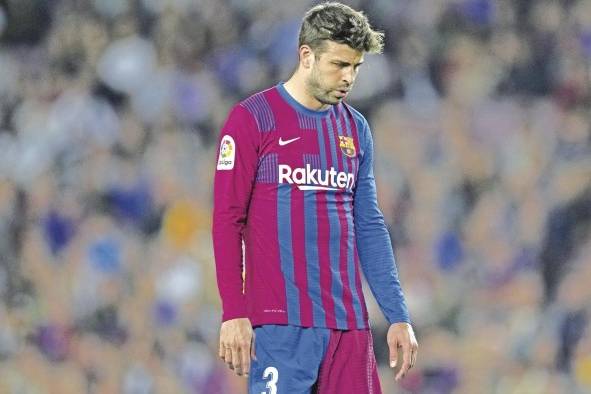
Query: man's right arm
212,104,259,321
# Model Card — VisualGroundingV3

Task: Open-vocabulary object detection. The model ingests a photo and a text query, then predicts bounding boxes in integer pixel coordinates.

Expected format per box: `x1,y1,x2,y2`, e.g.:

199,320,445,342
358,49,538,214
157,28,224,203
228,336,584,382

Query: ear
299,45,314,69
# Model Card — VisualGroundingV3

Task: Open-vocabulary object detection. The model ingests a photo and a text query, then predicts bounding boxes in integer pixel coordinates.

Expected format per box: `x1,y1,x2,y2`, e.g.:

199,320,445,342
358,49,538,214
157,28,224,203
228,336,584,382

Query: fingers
220,339,253,377
410,345,418,369
388,338,399,369
251,331,257,361
241,342,251,377
232,346,242,375
395,342,411,381
223,346,233,372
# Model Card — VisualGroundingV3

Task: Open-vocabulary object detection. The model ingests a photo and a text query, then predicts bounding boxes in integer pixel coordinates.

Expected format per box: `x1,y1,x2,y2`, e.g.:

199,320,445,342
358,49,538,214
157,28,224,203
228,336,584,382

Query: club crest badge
339,136,356,157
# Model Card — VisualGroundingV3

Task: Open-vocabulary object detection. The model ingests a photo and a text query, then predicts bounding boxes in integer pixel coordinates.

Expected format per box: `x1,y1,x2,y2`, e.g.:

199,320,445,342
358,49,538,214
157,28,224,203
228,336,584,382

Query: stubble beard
306,68,341,106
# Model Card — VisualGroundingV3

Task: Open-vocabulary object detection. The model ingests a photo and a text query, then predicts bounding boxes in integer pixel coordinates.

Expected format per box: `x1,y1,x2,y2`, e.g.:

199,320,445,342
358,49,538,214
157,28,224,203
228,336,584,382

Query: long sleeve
212,104,260,322
354,119,410,324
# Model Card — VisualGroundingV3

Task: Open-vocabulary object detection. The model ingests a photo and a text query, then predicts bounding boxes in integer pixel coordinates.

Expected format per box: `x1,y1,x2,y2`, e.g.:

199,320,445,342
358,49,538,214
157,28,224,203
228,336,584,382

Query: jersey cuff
221,298,248,321
385,311,411,325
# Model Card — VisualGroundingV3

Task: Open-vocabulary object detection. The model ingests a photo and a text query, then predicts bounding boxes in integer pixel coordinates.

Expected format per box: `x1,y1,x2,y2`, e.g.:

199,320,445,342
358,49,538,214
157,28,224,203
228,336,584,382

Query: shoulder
238,86,276,110
234,85,278,133
342,102,370,133
341,102,371,144
342,102,368,127
224,86,274,127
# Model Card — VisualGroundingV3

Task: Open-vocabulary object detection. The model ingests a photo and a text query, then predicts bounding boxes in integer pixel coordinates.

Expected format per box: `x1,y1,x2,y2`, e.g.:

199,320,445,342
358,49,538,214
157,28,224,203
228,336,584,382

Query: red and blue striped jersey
212,83,409,330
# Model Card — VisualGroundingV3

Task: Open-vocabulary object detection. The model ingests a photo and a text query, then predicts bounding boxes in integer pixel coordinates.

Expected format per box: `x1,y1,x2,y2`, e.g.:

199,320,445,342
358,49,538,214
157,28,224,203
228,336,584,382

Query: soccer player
212,2,418,393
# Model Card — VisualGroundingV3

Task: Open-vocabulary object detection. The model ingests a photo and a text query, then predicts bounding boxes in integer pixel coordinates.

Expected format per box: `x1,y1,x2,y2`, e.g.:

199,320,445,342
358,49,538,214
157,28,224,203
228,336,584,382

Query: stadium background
0,0,590,393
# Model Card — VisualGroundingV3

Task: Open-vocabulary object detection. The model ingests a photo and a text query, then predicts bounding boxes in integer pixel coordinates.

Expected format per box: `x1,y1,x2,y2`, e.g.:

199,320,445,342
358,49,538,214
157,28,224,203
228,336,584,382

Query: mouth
335,89,349,98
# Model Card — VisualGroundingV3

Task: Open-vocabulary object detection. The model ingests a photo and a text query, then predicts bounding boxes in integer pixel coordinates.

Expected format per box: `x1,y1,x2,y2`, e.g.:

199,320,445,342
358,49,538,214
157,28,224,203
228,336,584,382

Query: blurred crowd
0,0,590,393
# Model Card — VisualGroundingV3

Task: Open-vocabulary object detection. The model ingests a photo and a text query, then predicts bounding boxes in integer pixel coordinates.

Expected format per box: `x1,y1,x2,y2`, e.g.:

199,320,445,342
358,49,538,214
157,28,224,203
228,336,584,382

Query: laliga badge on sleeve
217,134,235,170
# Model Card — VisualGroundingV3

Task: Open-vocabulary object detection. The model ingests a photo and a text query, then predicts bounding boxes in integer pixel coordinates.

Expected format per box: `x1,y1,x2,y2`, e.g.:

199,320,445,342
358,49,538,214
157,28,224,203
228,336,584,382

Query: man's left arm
353,119,418,381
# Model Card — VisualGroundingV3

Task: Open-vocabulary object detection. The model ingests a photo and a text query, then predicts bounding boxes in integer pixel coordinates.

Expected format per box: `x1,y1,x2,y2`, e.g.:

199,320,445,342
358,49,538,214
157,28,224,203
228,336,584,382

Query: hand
218,318,256,377
387,322,418,381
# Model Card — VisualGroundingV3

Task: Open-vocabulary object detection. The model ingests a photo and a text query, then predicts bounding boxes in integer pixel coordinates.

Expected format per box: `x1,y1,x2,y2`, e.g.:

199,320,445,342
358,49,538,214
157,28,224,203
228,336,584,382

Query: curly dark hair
299,2,384,54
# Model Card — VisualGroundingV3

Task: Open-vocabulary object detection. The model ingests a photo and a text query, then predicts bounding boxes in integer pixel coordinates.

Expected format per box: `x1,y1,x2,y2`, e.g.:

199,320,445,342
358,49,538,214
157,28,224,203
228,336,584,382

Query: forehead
319,41,364,63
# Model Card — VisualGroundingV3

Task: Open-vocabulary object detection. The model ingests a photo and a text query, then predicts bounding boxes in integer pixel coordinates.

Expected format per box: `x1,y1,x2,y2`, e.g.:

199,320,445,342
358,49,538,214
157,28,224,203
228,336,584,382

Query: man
212,2,418,393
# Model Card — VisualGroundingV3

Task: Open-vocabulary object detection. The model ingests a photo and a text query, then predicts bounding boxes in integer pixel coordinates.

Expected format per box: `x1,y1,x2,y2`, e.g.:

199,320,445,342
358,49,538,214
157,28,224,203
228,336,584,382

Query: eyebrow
332,60,365,67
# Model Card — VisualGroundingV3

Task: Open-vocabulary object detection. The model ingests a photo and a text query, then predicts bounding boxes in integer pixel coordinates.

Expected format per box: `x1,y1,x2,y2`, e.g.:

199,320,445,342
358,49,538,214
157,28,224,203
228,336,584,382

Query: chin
325,95,342,105
316,96,339,106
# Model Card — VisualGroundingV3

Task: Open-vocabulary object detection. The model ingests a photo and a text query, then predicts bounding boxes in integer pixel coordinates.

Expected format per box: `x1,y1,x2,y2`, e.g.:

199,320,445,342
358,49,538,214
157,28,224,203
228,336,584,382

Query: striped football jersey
212,83,409,330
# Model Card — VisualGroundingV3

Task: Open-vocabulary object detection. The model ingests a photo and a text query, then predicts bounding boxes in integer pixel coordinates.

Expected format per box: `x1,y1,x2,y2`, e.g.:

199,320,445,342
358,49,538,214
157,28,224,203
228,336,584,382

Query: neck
283,71,331,112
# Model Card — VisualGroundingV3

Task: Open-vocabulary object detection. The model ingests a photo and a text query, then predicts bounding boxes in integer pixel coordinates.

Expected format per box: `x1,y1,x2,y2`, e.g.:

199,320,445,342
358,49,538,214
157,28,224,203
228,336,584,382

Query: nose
342,66,356,86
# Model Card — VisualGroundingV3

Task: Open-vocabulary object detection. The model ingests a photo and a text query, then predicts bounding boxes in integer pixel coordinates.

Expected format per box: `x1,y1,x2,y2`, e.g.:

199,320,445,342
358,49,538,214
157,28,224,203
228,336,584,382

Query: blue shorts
248,324,381,394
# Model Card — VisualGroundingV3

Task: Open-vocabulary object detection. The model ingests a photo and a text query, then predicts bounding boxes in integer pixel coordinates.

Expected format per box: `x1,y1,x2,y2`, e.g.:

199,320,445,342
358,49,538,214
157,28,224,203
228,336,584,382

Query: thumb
250,330,257,361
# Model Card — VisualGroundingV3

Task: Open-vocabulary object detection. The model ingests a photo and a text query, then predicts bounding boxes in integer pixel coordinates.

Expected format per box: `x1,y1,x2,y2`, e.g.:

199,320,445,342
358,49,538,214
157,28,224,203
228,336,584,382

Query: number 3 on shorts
261,366,278,394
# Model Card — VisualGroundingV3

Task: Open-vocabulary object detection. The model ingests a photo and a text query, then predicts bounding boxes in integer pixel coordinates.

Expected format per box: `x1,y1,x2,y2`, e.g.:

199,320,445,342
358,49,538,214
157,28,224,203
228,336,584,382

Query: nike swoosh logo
278,136,301,146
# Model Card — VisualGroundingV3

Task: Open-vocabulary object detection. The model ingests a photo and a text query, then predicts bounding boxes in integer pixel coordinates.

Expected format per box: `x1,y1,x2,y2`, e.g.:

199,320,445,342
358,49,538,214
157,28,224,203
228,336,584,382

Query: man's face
305,41,364,106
